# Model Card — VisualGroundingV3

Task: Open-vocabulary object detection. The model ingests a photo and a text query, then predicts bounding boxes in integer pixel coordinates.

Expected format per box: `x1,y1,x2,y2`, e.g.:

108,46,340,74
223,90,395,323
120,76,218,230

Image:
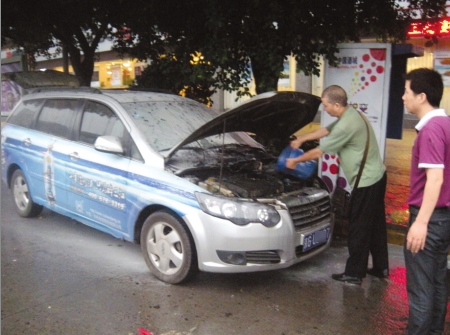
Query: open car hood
164,91,321,158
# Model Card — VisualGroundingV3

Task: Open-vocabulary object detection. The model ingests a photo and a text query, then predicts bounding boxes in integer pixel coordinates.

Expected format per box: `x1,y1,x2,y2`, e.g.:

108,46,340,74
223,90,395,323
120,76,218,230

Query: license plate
301,227,330,252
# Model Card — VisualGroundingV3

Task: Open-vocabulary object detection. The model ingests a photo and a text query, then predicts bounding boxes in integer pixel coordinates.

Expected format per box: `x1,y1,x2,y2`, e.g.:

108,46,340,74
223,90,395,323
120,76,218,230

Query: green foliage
2,0,126,86
407,0,448,19
117,0,447,99
2,0,447,97
132,53,216,106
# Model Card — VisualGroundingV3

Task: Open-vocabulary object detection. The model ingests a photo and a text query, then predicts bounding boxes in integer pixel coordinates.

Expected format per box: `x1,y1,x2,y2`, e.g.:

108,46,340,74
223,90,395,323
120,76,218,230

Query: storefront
30,41,146,89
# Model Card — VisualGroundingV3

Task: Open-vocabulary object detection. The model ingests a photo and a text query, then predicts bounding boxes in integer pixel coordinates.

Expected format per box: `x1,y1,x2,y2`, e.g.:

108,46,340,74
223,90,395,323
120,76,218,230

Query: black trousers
344,172,389,278
404,207,450,335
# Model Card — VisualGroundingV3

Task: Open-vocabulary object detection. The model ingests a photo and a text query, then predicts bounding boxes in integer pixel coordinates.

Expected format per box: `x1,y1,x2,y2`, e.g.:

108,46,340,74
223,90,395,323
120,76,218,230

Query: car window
7,99,44,129
79,101,126,146
35,99,78,138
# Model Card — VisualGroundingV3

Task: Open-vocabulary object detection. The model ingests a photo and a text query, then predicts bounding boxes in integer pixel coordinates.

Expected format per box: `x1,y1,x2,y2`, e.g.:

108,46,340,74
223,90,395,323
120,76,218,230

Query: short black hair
322,85,348,106
405,68,443,108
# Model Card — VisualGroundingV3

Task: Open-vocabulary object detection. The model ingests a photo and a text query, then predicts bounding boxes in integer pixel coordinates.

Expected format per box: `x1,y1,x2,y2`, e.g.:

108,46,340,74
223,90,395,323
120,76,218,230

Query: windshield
121,100,215,151
120,100,259,152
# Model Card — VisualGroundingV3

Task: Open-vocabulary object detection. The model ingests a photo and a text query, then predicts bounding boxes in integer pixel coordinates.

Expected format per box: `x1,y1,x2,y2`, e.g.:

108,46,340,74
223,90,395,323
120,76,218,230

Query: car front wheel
11,169,43,217
141,210,198,284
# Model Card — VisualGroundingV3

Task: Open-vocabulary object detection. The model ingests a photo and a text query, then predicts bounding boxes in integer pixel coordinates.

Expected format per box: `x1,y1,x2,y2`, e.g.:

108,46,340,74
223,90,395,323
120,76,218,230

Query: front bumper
184,209,334,274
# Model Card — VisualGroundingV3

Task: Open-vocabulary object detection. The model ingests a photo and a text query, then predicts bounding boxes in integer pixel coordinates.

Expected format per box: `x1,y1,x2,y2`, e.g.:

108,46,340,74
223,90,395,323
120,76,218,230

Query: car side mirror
94,135,124,154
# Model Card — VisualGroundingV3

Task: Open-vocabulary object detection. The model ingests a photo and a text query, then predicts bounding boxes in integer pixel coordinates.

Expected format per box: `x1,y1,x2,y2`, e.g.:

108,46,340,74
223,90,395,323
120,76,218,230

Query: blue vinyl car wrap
2,88,334,284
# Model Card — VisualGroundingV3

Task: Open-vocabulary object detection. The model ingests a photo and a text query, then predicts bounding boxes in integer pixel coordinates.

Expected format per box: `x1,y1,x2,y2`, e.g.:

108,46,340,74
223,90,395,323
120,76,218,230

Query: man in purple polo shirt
402,68,450,335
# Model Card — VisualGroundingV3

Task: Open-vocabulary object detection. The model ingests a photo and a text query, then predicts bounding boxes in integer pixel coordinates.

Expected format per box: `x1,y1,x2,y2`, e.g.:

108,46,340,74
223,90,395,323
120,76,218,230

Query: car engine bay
165,141,325,199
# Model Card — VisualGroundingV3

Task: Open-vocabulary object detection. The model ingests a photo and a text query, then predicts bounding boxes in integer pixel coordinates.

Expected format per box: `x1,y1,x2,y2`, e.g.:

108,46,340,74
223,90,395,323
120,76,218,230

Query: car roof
101,89,195,103
20,87,197,105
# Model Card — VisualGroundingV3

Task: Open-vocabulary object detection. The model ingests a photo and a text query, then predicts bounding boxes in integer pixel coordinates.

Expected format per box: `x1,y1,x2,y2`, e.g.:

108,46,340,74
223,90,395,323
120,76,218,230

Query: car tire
11,169,43,218
141,210,198,284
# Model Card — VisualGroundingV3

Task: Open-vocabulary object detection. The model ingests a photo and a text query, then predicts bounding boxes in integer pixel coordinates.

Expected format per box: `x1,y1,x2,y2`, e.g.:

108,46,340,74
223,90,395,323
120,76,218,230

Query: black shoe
366,268,389,278
331,272,362,285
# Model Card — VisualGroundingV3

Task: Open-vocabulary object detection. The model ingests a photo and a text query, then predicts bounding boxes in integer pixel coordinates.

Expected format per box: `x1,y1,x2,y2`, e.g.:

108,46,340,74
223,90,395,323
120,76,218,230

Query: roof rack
25,86,102,94
125,86,176,95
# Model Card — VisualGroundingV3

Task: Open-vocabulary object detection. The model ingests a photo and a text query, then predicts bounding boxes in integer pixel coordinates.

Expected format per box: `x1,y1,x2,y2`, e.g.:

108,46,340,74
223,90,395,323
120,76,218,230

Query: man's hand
406,220,428,253
286,158,297,169
290,137,303,149
406,168,443,253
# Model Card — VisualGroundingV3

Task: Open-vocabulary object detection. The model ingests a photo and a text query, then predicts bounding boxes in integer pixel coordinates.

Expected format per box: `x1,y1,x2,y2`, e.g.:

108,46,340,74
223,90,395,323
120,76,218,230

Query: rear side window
79,101,126,145
7,99,44,128
35,99,78,138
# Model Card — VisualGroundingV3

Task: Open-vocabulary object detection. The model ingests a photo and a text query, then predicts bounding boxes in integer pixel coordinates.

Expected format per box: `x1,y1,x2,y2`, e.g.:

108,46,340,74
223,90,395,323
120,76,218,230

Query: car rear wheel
141,210,198,284
11,169,43,217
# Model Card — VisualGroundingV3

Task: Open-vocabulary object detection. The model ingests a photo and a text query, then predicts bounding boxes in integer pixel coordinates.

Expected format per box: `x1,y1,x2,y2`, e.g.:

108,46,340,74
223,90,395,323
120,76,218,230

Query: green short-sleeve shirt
318,106,385,188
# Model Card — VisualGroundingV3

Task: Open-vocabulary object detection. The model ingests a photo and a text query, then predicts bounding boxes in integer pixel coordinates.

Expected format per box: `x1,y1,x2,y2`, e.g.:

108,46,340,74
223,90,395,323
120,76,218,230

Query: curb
387,226,406,246
333,218,406,246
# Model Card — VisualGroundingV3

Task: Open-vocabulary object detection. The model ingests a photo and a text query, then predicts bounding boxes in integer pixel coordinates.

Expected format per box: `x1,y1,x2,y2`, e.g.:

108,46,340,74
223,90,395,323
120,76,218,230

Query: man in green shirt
287,85,389,285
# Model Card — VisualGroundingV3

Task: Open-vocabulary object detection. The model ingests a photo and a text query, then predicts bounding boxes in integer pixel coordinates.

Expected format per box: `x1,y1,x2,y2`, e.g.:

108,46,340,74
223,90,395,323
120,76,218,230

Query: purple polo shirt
408,109,450,208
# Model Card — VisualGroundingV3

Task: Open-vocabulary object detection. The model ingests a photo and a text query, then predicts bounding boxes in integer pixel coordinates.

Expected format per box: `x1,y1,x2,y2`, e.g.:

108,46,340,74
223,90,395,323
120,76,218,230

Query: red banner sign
407,18,450,37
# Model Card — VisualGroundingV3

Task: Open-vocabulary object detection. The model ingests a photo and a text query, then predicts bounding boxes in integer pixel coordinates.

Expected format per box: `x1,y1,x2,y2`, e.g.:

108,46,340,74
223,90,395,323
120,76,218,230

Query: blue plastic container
276,146,317,179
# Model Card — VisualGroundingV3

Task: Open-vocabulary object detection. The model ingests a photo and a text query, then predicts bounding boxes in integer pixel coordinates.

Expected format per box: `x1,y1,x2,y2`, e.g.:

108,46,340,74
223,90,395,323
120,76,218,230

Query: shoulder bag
332,112,370,219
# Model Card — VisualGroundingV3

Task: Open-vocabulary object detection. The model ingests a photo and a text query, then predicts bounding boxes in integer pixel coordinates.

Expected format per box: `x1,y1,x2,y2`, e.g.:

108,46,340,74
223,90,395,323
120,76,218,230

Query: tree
1,0,127,86
115,0,447,97
114,0,222,103
2,0,446,94
131,51,217,106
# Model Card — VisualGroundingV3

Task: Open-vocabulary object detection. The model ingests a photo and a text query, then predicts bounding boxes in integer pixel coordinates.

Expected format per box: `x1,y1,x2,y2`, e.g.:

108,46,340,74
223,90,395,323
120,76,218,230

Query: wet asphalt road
1,183,450,335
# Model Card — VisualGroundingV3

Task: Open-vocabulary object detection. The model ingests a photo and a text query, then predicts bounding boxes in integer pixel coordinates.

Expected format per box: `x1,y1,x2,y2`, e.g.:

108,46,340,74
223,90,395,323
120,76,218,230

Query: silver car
1,88,334,284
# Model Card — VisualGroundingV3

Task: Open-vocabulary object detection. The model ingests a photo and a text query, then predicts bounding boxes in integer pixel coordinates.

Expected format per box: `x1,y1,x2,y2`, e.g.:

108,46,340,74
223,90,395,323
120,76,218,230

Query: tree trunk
76,57,95,87
62,44,69,74
250,56,283,95
67,47,95,87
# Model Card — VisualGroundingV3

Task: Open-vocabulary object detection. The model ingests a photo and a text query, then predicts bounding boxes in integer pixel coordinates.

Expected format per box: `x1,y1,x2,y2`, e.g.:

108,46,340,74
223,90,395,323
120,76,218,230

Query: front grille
246,250,281,264
277,189,331,229
289,197,331,228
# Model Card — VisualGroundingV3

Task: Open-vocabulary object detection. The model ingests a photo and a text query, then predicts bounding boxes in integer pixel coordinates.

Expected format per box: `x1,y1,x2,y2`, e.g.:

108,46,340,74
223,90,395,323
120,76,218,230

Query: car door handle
23,138,32,146
69,152,79,161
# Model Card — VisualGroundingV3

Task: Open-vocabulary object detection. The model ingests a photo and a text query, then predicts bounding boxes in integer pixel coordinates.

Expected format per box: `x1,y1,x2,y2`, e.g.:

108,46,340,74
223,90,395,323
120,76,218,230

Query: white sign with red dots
320,43,391,193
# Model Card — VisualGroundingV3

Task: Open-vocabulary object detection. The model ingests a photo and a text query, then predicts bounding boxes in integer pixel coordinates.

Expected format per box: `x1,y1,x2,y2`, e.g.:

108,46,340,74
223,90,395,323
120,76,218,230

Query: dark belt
409,205,450,217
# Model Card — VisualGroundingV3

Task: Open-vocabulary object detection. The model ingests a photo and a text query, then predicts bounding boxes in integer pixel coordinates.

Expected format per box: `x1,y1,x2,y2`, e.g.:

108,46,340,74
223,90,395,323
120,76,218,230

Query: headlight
195,192,280,227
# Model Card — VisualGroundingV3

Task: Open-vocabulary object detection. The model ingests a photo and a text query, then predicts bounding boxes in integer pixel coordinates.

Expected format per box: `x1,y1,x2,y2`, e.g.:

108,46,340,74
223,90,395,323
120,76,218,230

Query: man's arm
291,127,330,149
406,168,444,253
286,147,323,169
